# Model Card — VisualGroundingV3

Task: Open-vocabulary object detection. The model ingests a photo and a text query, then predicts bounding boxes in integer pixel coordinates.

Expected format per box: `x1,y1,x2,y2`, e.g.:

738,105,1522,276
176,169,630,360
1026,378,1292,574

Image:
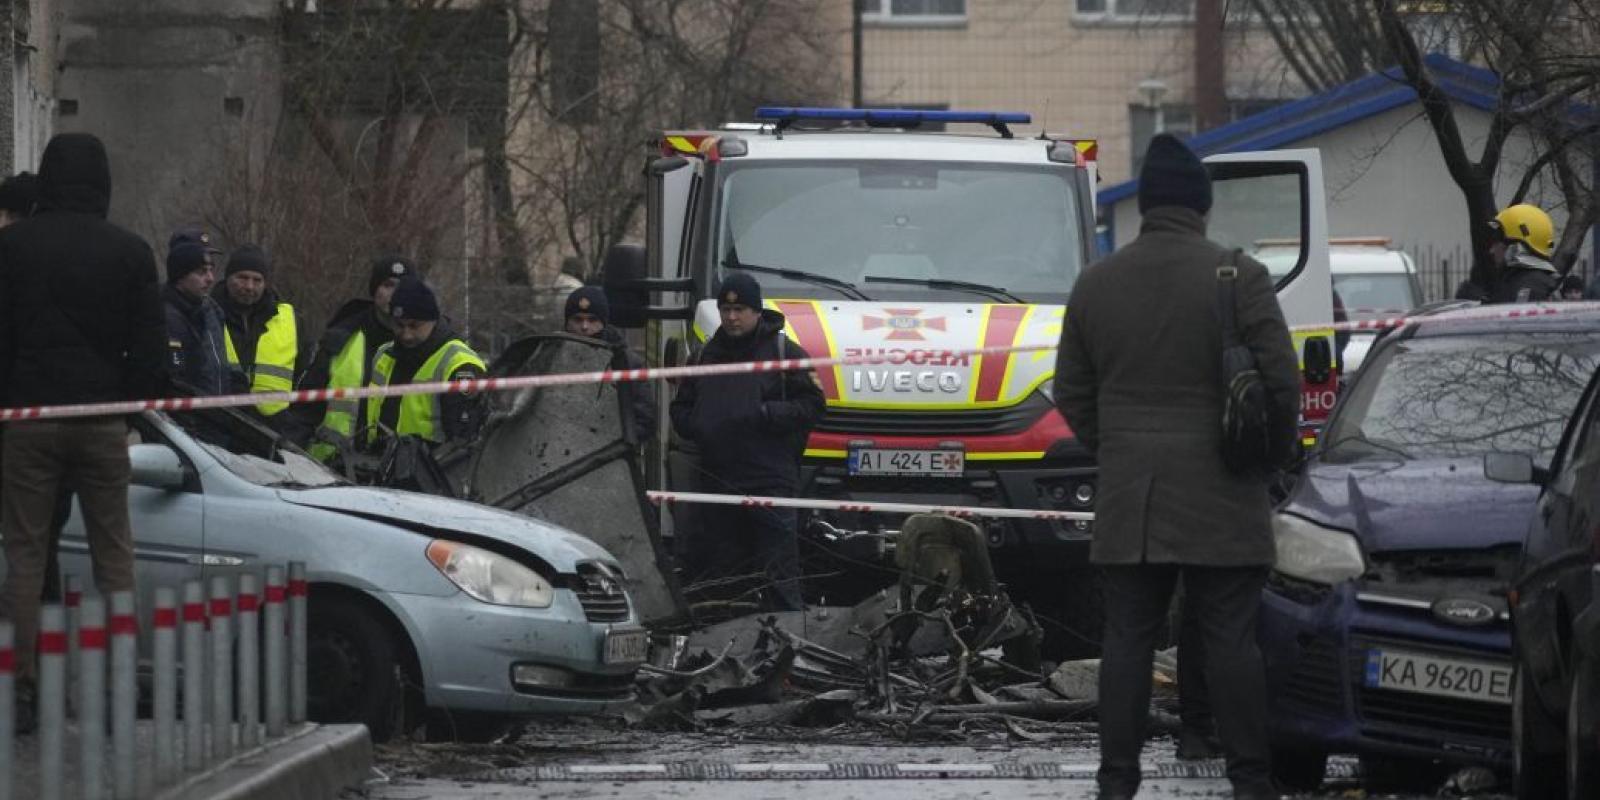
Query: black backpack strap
1216,249,1244,348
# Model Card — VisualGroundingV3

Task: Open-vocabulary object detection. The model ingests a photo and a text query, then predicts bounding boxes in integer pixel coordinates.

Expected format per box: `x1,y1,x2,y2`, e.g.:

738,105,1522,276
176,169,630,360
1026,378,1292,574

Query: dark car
1505,359,1600,800
1258,304,1600,791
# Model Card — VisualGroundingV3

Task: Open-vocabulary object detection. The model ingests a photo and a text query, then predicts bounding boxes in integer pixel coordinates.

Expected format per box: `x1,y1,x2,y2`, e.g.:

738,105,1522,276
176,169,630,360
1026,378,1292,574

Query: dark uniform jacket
0,133,165,408
1487,265,1558,304
596,325,658,443
1053,207,1300,567
670,309,825,491
162,284,235,396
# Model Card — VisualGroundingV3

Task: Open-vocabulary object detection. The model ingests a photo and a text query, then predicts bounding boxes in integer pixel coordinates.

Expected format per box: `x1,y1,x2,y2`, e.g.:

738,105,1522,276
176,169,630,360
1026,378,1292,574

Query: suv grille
1350,638,1511,743
573,563,629,623
816,392,1050,437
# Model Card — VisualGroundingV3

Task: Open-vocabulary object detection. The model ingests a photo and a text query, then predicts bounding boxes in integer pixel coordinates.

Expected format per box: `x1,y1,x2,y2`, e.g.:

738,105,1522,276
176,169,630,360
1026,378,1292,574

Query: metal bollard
0,622,13,800
64,575,81,708
264,566,287,737
39,605,66,800
237,574,261,748
110,591,137,799
181,581,207,772
209,575,234,761
288,562,308,724
152,587,178,787
80,596,107,800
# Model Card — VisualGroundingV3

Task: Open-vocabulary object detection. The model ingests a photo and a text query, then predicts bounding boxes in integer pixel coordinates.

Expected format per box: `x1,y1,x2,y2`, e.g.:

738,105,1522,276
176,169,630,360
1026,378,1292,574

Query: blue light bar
755,107,1031,125
753,107,1031,138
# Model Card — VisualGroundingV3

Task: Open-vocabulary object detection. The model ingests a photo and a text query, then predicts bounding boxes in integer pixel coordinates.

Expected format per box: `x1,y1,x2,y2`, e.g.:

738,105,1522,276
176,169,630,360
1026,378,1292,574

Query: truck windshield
714,160,1083,301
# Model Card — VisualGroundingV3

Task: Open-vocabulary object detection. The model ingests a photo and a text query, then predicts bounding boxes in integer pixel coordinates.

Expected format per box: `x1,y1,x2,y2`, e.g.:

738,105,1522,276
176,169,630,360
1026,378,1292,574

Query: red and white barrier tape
1290,301,1600,334
0,343,1054,423
646,489,1094,522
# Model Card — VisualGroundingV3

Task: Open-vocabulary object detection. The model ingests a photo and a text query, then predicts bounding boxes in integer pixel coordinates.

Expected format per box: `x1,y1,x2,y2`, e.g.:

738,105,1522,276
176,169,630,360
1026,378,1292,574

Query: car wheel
1269,745,1327,791
1569,655,1600,800
307,598,403,742
1515,664,1564,800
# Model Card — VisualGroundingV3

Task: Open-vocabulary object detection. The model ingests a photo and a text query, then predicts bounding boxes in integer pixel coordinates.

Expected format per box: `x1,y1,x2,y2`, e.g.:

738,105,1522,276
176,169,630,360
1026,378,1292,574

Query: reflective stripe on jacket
365,338,486,444
224,301,297,416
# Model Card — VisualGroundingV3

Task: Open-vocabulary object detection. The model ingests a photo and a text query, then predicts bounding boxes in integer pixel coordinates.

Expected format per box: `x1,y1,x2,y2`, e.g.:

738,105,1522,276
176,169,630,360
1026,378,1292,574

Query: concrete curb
158,723,372,800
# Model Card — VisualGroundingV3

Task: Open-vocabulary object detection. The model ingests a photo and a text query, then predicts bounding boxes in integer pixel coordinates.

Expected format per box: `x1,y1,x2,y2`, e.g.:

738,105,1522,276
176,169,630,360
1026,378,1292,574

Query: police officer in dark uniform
161,229,234,396
563,285,656,443
669,273,824,611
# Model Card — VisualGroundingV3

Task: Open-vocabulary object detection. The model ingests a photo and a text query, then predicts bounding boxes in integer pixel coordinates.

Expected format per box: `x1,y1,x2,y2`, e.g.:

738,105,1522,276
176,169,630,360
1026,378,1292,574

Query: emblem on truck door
863,309,947,341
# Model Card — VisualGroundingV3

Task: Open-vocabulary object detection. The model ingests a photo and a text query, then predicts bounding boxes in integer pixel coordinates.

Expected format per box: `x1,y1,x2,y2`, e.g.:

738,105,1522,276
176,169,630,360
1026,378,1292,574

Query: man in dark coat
0,133,165,732
670,273,825,611
564,286,657,444
1053,134,1300,800
162,237,234,396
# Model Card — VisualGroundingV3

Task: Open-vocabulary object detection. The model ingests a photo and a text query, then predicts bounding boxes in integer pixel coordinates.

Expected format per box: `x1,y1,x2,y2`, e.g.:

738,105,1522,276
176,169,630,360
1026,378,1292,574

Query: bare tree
1237,0,1600,288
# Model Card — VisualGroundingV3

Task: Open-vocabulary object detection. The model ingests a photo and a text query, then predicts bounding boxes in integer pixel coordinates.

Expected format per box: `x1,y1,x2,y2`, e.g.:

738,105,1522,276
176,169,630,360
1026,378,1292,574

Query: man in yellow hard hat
1485,203,1559,303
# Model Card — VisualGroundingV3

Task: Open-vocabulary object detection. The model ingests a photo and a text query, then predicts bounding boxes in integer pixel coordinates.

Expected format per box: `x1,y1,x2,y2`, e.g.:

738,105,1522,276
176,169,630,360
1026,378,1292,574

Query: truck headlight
426,540,555,608
1272,513,1365,585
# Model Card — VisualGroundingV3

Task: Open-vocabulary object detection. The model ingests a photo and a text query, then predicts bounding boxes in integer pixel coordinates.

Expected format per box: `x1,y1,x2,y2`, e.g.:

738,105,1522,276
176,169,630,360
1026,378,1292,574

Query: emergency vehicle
607,108,1336,654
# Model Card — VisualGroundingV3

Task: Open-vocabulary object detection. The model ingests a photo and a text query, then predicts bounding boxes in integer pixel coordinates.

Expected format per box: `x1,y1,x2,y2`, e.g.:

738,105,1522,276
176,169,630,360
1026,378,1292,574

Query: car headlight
425,540,555,608
1272,513,1366,585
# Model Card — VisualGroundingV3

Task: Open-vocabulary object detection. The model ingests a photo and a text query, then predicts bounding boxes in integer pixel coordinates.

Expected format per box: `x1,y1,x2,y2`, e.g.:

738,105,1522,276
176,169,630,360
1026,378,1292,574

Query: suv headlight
426,540,555,608
1272,513,1365,585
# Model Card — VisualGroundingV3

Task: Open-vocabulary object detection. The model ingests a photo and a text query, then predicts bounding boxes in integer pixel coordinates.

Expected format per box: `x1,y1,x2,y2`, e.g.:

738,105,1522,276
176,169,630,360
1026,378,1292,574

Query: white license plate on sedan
847,448,964,477
604,628,648,665
1364,647,1513,705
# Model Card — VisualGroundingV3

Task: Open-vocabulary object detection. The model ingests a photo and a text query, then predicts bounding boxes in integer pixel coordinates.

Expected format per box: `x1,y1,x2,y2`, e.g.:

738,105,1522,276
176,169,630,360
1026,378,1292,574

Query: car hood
277,487,619,572
1287,457,1540,553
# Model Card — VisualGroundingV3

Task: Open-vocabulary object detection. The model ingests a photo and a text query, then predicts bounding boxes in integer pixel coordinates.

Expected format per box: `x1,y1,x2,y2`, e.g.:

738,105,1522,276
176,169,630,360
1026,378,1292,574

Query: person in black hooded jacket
563,286,657,443
0,133,164,730
669,273,824,610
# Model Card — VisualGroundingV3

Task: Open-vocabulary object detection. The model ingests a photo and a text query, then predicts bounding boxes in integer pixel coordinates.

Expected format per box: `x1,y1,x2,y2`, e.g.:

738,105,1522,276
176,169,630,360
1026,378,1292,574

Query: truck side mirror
600,244,696,327
1303,336,1333,385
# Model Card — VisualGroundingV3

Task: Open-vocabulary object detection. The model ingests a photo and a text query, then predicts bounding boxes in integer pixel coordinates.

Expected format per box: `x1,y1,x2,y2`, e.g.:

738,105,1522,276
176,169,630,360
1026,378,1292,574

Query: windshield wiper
863,275,1024,304
723,253,871,301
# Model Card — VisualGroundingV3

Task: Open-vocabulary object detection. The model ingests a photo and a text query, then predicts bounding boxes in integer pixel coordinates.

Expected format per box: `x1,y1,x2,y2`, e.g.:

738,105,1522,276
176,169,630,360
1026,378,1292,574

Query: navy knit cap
166,242,211,284
716,272,763,309
1138,133,1212,215
369,255,417,296
389,278,440,322
169,223,219,254
564,285,610,323
226,243,271,279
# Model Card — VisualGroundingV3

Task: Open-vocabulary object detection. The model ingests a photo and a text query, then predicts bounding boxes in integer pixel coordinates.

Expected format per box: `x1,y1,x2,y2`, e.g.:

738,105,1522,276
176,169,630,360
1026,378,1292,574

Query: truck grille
816,393,1051,437
574,563,630,623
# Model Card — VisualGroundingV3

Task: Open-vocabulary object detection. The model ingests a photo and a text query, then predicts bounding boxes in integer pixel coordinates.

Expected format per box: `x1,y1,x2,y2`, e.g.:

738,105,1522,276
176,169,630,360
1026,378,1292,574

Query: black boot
1176,726,1224,760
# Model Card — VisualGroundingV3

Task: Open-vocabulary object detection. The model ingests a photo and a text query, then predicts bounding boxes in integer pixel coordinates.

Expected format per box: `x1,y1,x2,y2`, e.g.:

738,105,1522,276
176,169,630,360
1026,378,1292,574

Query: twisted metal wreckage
331,334,1182,740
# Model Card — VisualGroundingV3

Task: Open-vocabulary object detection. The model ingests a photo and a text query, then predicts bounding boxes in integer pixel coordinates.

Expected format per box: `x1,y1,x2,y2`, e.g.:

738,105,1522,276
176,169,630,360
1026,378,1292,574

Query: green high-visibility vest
224,302,297,416
366,338,485,444
308,329,370,462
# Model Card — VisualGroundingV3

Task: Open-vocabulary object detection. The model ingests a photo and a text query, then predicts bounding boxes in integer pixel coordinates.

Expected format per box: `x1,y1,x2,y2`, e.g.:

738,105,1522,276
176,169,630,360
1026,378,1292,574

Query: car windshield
165,408,345,488
1324,332,1600,465
714,160,1083,301
1334,274,1417,315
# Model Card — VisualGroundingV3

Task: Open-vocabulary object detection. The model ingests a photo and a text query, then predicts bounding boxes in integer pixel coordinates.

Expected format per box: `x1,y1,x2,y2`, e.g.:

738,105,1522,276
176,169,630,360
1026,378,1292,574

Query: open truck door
1204,149,1337,447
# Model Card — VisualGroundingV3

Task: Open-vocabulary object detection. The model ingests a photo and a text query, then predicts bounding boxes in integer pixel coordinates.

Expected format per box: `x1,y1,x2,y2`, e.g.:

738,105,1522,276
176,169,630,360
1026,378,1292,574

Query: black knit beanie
716,272,763,309
1138,133,1212,215
166,243,210,284
226,244,271,279
389,278,440,322
564,285,610,323
369,255,417,296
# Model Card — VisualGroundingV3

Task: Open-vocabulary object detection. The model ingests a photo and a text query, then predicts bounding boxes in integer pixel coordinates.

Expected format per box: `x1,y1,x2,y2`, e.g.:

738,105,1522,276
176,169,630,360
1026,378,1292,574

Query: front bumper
1260,577,1513,765
392,587,641,716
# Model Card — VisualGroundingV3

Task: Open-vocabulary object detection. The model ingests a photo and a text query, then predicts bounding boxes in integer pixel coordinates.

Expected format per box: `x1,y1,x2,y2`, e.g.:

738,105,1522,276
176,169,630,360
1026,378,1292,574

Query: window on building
862,0,967,24
1128,103,1196,173
1076,0,1194,19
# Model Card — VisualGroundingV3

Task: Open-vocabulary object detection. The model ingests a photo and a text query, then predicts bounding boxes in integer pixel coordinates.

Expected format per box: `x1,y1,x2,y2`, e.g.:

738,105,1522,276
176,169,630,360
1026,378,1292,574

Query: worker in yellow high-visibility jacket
213,243,307,430
365,278,487,450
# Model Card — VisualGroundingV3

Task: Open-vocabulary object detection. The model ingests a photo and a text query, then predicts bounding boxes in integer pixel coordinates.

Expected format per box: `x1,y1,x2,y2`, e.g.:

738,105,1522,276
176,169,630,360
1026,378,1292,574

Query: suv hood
277,487,618,572
1287,457,1539,553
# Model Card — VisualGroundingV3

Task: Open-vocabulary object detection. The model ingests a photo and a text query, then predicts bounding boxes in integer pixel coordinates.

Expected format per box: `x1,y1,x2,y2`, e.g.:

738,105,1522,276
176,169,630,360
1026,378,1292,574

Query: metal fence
1412,243,1594,303
1,562,309,800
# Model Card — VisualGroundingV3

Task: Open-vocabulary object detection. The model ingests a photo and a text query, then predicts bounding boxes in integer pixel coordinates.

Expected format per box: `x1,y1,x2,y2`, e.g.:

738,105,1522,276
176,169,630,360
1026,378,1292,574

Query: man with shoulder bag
1053,134,1300,799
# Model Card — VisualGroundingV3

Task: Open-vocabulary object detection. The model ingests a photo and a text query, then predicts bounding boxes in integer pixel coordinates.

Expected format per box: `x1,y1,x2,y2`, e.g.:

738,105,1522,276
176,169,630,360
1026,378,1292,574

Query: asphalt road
347,724,1501,800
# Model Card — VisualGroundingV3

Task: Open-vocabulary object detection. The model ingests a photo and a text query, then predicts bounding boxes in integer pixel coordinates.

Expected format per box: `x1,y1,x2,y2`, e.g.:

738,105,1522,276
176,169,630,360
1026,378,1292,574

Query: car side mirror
1303,336,1333,385
130,443,190,490
1484,452,1550,486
